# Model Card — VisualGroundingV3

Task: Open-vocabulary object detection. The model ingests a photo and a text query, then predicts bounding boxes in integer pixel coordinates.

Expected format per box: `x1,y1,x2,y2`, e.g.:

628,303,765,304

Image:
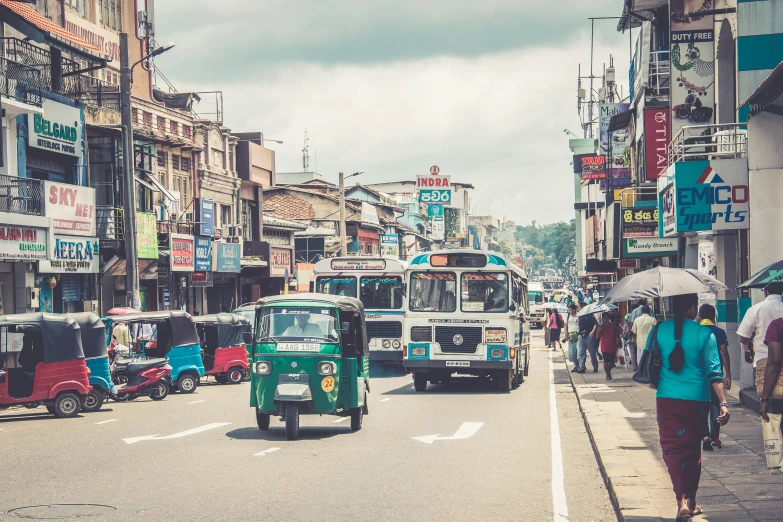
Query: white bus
313,256,406,364
403,250,530,392
527,281,546,328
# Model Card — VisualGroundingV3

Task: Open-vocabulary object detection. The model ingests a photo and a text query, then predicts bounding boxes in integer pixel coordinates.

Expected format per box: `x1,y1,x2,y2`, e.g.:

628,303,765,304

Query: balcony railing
0,174,44,216
0,56,43,106
157,220,194,235
669,123,747,165
96,206,123,240
647,50,669,100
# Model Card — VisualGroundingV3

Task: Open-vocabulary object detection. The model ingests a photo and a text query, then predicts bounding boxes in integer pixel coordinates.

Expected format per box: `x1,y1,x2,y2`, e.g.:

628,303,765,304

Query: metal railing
96,206,123,240
157,220,194,235
669,123,747,165
77,77,121,111
0,174,44,216
647,50,670,99
0,56,43,106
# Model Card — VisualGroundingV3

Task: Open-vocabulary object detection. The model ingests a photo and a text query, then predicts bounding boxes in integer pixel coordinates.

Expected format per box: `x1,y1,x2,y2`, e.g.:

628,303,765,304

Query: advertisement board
196,199,215,237
39,236,99,273
137,213,158,259
171,234,194,272
44,181,96,236
427,205,443,218
417,175,452,205
194,236,212,271
622,207,658,238
269,247,291,277
214,242,241,273
600,104,631,182
190,271,213,287
581,154,607,180
622,237,678,258
643,108,670,180
381,234,399,258
28,100,83,158
0,226,47,260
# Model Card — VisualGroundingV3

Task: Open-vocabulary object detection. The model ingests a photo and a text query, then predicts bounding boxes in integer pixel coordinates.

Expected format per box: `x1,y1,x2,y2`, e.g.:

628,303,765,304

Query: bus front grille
366,321,403,340
435,326,482,354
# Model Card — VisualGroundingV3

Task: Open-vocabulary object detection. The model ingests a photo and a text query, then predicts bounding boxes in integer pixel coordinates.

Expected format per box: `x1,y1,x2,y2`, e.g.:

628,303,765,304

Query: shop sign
194,236,212,271
417,174,453,205
427,204,443,218
381,234,398,244
171,234,194,272
0,226,47,260
28,100,83,157
214,242,241,273
661,159,749,236
190,271,213,287
44,181,96,236
330,258,386,271
65,12,121,65
196,199,215,236
660,184,677,237
381,234,399,258
137,213,158,259
643,108,670,180
270,247,291,277
622,237,678,258
580,155,606,180
622,207,659,238
39,235,99,273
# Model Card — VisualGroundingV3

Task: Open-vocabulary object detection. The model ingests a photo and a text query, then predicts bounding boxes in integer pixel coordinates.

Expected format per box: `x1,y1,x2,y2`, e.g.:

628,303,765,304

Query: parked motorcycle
109,358,171,402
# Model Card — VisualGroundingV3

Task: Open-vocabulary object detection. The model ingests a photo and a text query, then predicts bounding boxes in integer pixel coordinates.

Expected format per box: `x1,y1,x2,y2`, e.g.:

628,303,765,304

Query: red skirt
656,398,709,500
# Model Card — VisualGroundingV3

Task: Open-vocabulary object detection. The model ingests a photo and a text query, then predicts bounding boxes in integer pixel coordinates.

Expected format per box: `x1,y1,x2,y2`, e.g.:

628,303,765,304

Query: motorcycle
109,358,171,402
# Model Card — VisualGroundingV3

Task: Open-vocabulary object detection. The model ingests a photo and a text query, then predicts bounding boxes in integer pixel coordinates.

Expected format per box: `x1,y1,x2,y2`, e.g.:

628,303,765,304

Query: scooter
110,358,171,402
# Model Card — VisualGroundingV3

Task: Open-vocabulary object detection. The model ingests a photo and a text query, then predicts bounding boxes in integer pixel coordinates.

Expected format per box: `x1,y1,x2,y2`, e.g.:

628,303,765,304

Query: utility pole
338,171,347,256
119,33,139,309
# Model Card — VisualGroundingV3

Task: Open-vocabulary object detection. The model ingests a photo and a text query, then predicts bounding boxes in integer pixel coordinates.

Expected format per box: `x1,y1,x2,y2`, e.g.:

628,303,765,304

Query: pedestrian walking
549,307,563,351
653,293,729,522
738,282,783,379
760,318,783,424
566,303,579,372
577,301,599,373
597,312,620,380
632,305,657,368
697,303,731,450
544,306,552,348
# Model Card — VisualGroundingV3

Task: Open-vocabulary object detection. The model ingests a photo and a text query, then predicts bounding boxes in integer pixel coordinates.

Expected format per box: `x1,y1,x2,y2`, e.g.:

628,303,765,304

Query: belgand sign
28,100,83,157
39,236,99,273
660,159,749,236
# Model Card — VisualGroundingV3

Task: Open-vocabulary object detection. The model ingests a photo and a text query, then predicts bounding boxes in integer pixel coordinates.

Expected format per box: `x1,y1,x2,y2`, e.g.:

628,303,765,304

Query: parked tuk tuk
193,313,251,384
250,294,370,440
104,311,204,393
0,313,91,418
70,312,116,412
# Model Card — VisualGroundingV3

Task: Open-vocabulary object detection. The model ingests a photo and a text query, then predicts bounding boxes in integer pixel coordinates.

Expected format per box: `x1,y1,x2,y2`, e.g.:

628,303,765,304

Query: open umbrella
739,260,783,289
597,267,726,306
106,307,140,316
577,302,617,317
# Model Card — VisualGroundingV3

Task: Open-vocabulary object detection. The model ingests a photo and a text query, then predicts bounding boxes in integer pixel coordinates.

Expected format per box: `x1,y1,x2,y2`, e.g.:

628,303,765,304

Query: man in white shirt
737,283,783,367
283,314,323,338
632,305,657,368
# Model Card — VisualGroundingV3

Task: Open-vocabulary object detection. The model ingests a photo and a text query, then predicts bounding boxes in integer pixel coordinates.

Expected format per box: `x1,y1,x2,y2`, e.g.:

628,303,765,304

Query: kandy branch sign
28,100,83,157
44,181,96,236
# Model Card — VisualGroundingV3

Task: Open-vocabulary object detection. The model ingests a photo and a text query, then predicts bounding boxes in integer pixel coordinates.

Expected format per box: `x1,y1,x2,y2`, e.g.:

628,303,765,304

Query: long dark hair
669,294,699,372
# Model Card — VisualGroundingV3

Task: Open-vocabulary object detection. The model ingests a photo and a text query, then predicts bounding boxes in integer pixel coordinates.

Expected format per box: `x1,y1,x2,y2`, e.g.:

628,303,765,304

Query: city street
0,330,615,522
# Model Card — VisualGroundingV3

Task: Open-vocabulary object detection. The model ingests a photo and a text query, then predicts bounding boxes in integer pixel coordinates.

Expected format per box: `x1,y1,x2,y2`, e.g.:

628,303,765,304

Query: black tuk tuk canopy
256,293,365,314
192,313,250,347
68,312,108,358
0,313,84,362
108,311,200,348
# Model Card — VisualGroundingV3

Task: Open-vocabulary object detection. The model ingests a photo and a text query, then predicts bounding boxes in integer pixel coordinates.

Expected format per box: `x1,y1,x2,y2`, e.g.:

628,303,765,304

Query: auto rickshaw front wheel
82,389,105,412
285,403,300,440
256,409,270,430
177,373,199,394
350,394,365,432
53,392,82,418
242,368,251,381
226,367,244,385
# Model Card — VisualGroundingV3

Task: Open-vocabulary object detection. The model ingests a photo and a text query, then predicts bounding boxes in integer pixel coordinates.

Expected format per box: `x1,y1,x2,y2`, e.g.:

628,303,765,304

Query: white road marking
123,422,232,444
95,419,118,425
380,398,391,402
549,352,569,521
254,447,280,457
412,422,484,444
187,400,206,404
333,417,350,423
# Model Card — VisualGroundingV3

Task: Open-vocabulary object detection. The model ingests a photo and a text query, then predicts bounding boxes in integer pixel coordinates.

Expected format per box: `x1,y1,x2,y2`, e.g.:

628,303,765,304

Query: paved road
0,331,616,521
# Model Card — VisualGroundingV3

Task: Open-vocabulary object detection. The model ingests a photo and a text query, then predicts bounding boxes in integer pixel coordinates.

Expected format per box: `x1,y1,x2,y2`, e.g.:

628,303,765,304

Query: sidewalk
563,352,783,522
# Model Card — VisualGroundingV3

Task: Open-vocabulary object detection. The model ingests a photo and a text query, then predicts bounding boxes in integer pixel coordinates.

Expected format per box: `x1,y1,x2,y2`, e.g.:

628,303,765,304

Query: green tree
516,219,576,269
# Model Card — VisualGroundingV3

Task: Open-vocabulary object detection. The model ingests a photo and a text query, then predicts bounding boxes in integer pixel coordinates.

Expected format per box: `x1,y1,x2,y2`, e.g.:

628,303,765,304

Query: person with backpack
550,307,563,351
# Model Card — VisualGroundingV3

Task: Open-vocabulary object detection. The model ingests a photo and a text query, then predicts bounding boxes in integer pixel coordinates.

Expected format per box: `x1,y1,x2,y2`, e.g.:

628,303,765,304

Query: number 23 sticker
321,376,335,393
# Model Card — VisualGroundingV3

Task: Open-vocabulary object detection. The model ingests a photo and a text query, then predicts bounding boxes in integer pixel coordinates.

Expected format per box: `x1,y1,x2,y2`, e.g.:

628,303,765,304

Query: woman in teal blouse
648,293,729,522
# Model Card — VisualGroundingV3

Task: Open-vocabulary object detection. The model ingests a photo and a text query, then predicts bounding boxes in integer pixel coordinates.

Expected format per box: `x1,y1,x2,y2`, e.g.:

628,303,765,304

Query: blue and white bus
403,250,530,392
313,257,406,364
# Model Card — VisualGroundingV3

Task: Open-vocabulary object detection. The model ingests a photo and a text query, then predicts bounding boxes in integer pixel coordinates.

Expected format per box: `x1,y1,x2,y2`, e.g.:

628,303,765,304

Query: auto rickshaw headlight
392,340,401,349
254,361,272,375
317,361,337,376
382,340,391,349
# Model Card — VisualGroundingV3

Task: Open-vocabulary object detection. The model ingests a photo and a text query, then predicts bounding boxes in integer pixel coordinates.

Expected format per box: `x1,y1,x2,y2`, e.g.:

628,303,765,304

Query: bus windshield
315,276,357,298
258,307,339,343
360,276,403,310
529,291,543,304
409,272,456,312
461,272,509,312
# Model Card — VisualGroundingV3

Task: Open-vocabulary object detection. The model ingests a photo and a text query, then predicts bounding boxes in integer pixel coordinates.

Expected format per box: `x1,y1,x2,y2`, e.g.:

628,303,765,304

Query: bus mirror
509,303,517,313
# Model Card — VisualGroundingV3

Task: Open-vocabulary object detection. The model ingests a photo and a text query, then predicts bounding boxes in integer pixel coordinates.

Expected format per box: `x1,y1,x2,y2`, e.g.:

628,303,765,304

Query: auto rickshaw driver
283,313,323,338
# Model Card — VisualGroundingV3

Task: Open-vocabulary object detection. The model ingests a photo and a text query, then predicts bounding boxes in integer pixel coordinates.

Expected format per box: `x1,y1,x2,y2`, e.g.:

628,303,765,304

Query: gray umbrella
597,267,727,306
577,302,617,317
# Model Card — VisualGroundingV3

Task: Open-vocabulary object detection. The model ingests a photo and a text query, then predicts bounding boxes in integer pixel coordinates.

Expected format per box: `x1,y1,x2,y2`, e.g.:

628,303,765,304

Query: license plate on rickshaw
277,343,321,352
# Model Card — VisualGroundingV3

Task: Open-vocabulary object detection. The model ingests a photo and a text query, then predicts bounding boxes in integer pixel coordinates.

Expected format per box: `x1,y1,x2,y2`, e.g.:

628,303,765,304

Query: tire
350,394,365,432
45,405,55,415
53,392,82,418
256,409,270,430
149,381,169,401
242,368,251,381
524,349,530,376
177,373,198,394
82,388,105,412
413,373,427,392
226,367,243,385
285,403,300,440
498,369,512,393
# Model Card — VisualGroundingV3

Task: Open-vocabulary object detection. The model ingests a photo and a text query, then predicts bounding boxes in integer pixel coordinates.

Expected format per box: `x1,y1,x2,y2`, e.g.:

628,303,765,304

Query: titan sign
660,158,749,236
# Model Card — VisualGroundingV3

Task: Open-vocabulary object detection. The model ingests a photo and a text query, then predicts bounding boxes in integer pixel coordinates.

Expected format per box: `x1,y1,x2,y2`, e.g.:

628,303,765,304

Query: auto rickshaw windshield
258,307,339,343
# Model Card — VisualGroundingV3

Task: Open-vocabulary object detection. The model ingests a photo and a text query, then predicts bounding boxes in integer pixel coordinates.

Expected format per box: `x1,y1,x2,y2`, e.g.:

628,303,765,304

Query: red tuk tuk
193,314,250,384
0,313,91,418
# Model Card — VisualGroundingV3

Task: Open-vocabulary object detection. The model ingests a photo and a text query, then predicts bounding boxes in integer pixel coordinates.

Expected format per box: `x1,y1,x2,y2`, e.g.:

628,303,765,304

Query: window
228,149,234,171
99,0,121,31
156,116,165,132
241,200,253,240
461,273,508,313
169,120,179,135
221,204,232,227
132,108,138,124
259,307,339,343
182,126,192,139
65,0,84,15
360,276,403,310
172,155,180,171
180,155,191,172
212,149,224,168
409,272,456,312
142,111,152,127
157,150,167,167
315,277,357,298
263,228,290,245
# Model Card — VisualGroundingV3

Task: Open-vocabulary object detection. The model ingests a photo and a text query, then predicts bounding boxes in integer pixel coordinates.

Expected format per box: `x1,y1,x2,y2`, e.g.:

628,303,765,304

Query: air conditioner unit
27,287,40,308
183,211,194,222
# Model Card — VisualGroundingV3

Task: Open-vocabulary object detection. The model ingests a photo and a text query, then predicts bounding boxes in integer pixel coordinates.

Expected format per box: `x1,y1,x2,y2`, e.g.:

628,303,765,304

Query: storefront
0,216,48,314
191,235,213,314
169,233,195,312
209,242,241,313
23,99,85,185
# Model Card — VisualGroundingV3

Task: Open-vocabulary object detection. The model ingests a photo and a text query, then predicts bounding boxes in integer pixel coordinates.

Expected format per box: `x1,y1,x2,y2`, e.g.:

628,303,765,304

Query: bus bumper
370,350,403,363
403,359,513,370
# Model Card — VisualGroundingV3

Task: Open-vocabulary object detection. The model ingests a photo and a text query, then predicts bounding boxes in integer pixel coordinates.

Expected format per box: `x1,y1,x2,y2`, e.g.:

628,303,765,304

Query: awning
135,176,157,192
142,173,176,202
102,259,157,279
0,0,109,64
741,61,783,118
608,110,633,133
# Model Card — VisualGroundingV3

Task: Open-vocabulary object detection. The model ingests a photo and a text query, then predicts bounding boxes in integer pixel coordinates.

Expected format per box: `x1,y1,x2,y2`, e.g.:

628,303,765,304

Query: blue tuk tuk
69,313,116,412
104,311,204,393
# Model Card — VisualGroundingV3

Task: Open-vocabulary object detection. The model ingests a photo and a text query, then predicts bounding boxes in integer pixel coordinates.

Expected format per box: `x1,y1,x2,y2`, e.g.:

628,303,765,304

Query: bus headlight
392,340,401,349
382,340,391,349
254,361,271,375
411,347,426,357
317,361,337,376
490,348,506,359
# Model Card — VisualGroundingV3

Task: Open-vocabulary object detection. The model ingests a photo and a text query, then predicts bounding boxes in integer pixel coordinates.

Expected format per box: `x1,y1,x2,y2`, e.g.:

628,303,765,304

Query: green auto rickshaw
250,294,370,440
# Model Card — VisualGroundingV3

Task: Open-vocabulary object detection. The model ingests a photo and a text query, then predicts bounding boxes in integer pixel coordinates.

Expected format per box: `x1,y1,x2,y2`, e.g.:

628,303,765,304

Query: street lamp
119,34,175,308
338,171,365,256
263,139,283,144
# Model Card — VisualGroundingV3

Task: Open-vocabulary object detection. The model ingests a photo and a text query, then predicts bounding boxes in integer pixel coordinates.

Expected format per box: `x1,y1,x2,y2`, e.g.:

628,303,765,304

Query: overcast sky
154,0,634,226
